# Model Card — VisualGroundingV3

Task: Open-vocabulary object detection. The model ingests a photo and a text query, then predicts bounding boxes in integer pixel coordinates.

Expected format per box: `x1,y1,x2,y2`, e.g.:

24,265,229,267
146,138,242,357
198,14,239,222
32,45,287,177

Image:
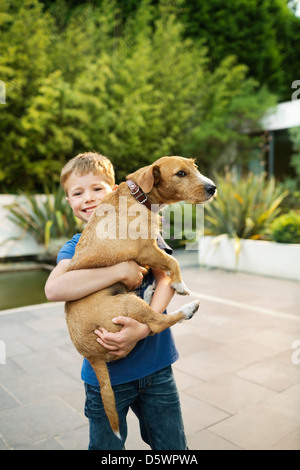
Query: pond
0,268,50,311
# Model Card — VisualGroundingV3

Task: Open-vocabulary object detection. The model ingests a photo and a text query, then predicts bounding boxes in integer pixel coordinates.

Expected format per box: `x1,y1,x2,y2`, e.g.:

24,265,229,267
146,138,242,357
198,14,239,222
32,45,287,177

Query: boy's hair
60,152,115,194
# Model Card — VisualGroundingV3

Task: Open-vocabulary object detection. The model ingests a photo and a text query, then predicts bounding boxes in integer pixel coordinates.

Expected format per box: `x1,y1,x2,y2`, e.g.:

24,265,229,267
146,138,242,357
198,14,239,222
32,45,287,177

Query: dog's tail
88,358,120,439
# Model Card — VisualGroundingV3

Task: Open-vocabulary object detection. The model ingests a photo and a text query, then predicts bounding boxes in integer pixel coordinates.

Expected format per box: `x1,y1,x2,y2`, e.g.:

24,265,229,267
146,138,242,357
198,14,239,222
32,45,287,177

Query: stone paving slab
0,252,300,450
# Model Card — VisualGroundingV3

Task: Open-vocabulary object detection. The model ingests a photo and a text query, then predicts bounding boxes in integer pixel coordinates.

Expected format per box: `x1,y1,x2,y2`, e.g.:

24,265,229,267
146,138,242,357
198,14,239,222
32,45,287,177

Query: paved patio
0,251,299,450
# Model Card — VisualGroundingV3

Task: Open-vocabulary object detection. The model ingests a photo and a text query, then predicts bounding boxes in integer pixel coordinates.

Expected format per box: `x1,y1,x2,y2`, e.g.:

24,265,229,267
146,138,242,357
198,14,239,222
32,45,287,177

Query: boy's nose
84,192,96,203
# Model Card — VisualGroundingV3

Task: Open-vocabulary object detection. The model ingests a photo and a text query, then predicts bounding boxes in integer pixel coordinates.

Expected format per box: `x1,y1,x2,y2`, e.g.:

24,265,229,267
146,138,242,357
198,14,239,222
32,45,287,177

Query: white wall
0,195,42,258
199,236,300,282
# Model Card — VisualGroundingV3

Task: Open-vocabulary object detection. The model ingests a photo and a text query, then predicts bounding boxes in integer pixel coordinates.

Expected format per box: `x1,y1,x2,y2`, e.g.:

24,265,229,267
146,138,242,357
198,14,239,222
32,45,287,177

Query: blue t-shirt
57,234,179,386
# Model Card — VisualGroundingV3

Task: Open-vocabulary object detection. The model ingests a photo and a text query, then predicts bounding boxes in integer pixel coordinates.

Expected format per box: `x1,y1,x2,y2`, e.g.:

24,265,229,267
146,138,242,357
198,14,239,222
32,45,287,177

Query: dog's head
126,156,216,205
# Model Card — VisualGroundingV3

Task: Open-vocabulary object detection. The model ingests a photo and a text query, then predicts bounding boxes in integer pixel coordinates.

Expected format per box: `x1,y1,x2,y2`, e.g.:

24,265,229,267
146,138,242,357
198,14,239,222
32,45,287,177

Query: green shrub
270,211,300,244
6,185,84,262
204,172,288,240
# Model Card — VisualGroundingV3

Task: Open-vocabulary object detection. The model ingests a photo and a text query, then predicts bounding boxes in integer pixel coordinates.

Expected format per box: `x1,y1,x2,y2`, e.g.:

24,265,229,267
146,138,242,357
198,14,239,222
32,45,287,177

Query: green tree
179,0,300,101
40,0,300,102
82,3,275,180
0,0,117,191
0,0,53,189
0,0,275,191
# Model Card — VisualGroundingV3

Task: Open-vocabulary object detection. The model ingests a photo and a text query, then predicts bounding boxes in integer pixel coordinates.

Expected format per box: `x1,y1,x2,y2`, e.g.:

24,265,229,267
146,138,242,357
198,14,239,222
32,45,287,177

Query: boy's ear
127,164,160,193
65,196,71,206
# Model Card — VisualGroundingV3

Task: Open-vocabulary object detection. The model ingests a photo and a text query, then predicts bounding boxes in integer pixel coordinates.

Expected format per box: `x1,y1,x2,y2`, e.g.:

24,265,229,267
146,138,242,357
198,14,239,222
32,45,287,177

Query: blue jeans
84,366,187,450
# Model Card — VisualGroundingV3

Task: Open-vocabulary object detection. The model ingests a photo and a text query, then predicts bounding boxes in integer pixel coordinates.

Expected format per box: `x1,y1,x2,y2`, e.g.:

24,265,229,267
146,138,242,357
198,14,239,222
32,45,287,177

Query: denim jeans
84,365,187,450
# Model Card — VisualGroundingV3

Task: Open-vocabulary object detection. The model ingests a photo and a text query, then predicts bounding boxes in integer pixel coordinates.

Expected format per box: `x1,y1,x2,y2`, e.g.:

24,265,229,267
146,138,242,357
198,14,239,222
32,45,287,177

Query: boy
45,152,187,450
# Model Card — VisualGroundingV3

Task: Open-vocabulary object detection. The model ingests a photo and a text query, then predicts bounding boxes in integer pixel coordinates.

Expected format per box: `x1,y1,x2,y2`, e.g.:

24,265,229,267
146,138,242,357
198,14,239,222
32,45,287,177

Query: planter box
198,236,300,282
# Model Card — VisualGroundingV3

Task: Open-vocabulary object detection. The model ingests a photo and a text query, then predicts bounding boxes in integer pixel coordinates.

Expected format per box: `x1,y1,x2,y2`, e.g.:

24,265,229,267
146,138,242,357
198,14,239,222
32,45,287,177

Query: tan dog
65,156,216,437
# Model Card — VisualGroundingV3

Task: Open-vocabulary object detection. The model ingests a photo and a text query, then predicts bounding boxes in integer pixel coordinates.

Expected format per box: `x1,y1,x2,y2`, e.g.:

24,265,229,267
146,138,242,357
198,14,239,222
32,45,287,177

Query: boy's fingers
94,328,107,337
95,332,120,349
112,316,137,327
96,337,119,351
94,328,118,346
112,316,126,325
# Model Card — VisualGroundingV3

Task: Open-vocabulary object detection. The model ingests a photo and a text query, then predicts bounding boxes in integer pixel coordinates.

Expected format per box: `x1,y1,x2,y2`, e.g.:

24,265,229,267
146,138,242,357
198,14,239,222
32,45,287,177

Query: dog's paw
180,300,200,321
171,281,190,296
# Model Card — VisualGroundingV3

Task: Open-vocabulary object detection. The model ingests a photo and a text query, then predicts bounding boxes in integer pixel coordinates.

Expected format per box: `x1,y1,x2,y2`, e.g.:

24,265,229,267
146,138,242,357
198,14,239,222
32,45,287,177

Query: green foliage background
1,0,299,192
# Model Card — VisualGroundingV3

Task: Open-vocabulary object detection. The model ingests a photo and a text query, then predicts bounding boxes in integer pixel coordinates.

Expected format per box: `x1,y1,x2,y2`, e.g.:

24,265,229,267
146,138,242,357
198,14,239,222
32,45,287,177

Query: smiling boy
45,152,188,450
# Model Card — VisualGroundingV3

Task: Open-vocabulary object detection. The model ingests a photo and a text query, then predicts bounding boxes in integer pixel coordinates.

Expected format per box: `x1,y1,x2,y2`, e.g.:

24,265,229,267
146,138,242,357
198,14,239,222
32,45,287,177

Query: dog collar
126,180,156,212
126,180,173,254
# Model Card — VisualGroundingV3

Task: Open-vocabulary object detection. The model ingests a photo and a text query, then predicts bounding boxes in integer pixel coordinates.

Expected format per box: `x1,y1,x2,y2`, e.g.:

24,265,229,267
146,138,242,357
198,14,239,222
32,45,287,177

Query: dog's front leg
137,244,190,295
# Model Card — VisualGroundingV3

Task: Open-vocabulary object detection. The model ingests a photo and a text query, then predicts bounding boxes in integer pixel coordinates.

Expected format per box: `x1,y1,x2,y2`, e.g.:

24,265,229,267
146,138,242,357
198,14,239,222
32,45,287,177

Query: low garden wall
199,235,300,282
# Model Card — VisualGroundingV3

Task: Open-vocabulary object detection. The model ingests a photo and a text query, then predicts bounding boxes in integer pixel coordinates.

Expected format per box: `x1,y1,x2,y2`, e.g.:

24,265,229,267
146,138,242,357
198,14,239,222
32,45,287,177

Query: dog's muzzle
205,184,217,198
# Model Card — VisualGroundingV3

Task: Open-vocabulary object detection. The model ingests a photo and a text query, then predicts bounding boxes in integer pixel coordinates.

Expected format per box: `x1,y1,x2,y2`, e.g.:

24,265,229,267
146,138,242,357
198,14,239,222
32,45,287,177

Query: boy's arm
45,259,147,302
148,267,175,314
95,268,175,356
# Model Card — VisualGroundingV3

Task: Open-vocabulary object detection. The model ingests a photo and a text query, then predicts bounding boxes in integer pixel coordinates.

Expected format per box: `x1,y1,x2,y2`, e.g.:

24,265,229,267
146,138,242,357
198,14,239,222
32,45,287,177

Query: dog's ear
127,164,161,193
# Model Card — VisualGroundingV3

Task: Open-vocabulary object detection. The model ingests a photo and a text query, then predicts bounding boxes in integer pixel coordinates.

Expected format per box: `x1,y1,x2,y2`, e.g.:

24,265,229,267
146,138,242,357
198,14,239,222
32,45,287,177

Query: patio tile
187,429,240,450
1,258,299,450
56,425,89,450
270,428,300,450
211,337,282,366
184,373,276,414
12,346,78,375
0,396,86,449
173,332,220,357
173,367,202,391
262,383,300,423
0,384,19,411
209,404,300,450
237,350,300,391
179,392,229,435
174,349,245,381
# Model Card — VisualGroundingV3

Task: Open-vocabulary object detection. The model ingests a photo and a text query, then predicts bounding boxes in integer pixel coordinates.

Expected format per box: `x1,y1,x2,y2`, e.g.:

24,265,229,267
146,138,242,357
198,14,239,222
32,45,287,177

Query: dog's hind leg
87,358,121,439
125,295,200,334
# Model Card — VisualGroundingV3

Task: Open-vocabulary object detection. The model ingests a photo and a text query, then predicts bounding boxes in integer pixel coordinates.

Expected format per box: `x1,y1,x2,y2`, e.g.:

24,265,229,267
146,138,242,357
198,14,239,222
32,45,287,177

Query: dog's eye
176,171,186,177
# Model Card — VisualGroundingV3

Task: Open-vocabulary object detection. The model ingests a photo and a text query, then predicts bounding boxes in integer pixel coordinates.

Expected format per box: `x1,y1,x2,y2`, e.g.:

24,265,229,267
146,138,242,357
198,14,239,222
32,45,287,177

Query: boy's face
65,171,113,222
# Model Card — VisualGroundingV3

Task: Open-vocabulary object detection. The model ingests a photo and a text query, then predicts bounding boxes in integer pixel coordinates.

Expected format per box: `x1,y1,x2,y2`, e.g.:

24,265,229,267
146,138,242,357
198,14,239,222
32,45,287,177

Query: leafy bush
204,172,288,240
270,211,300,244
278,178,300,213
0,0,275,191
6,185,83,261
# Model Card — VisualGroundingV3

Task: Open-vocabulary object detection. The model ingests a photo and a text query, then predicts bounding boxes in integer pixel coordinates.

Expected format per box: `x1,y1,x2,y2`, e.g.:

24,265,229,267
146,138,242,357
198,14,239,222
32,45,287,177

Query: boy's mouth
83,206,97,214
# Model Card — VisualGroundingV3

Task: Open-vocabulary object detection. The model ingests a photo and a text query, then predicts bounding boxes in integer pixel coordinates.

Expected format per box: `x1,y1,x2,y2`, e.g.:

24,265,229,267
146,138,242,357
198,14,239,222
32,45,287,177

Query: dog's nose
205,184,216,196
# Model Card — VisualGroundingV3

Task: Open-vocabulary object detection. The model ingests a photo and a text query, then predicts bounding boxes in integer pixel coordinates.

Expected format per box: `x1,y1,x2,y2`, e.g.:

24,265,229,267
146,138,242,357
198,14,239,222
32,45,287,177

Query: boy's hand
119,261,147,291
94,316,150,357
